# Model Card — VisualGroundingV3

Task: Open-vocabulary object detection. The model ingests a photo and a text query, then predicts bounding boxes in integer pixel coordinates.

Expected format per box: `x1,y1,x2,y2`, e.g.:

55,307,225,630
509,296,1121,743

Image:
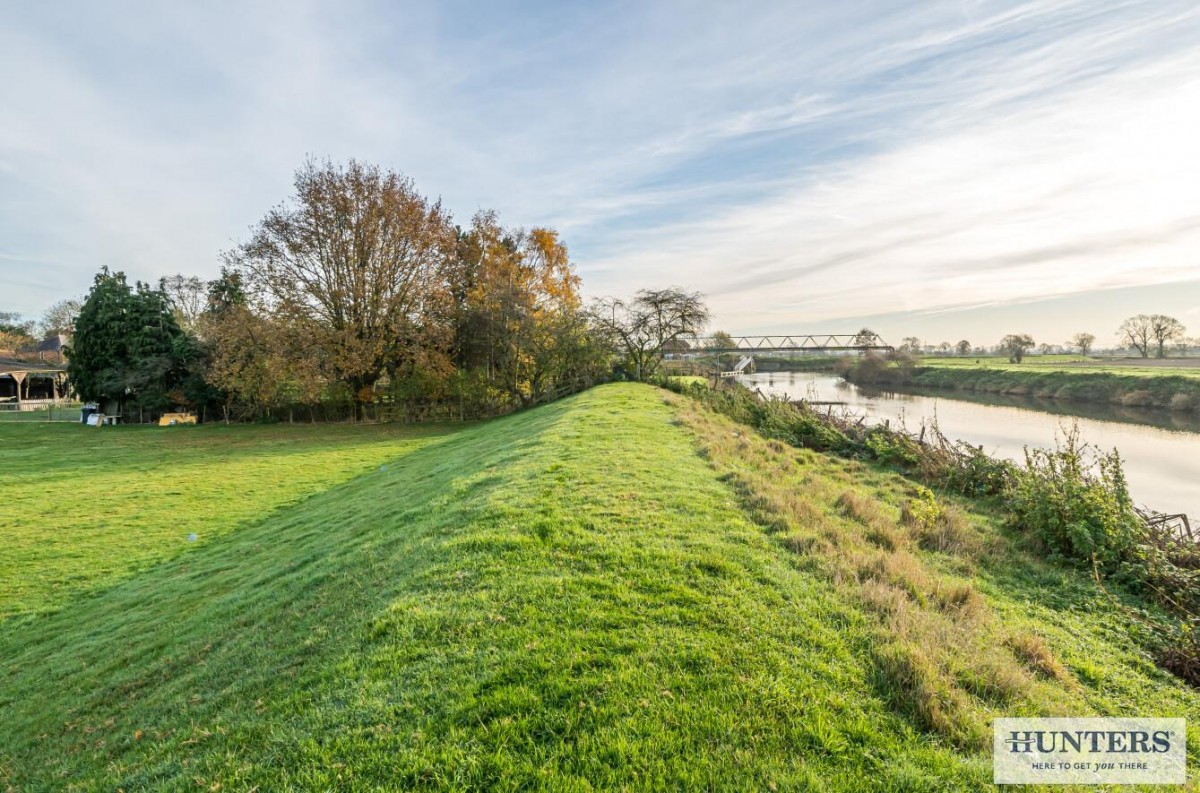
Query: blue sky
3,0,1200,347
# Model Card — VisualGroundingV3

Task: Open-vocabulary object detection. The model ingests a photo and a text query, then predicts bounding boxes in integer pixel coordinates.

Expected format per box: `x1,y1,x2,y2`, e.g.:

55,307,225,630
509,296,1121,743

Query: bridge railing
685,334,893,353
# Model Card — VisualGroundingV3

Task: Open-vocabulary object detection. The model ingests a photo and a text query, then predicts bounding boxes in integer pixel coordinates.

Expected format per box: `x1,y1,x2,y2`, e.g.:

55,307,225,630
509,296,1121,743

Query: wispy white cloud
576,2,1200,342
2,0,1199,346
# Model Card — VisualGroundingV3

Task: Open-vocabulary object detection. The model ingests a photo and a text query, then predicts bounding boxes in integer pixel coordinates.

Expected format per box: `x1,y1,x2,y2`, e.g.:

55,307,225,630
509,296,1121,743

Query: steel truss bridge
689,334,893,353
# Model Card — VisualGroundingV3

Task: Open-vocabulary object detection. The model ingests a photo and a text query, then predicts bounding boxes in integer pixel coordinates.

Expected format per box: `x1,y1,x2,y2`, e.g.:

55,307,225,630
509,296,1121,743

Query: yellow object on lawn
159,412,197,426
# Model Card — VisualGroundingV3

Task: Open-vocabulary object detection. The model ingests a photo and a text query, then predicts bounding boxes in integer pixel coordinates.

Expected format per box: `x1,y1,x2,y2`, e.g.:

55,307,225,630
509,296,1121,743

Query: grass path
0,384,1195,789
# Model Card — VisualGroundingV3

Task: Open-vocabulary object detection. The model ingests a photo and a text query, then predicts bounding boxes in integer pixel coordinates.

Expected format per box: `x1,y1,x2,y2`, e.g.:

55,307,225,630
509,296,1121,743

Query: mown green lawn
0,384,1195,790
0,421,456,622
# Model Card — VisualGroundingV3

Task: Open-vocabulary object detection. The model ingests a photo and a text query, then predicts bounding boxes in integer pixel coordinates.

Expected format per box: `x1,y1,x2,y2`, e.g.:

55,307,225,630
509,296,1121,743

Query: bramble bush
1008,429,1139,568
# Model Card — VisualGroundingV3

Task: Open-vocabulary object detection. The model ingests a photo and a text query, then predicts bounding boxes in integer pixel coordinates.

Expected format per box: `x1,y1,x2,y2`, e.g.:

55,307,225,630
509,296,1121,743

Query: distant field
921,354,1200,378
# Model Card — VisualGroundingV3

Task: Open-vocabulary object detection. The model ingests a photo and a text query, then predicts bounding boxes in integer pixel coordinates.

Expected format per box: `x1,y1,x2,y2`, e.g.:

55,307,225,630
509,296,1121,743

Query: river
741,371,1200,521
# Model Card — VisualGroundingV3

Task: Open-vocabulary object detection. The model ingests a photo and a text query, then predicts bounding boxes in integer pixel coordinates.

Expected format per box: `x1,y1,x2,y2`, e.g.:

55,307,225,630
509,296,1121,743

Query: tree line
878,313,1192,364
25,159,708,421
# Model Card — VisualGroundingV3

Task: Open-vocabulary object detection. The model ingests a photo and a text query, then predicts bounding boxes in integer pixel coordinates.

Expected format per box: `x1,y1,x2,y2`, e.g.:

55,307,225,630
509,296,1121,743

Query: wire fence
0,402,84,423
2,377,604,427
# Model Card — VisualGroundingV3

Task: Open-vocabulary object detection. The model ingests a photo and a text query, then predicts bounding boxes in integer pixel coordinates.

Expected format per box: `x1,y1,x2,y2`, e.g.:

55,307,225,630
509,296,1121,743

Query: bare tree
1149,314,1186,358
899,336,922,353
1070,332,1095,356
159,275,208,333
955,339,971,356
590,288,709,380
1118,315,1153,358
1000,333,1035,363
39,298,83,336
225,158,456,403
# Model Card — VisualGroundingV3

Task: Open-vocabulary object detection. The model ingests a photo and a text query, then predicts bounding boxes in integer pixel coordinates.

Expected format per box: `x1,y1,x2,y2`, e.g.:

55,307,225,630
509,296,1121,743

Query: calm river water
741,371,1200,520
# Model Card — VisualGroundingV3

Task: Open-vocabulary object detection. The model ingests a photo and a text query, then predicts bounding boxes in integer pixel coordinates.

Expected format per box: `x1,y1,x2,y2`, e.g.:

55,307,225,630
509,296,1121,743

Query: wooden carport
0,358,70,405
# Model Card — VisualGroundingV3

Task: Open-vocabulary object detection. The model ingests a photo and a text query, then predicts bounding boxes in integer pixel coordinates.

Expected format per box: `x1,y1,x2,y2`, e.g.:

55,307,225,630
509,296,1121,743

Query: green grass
0,421,456,622
0,384,1196,790
920,354,1200,379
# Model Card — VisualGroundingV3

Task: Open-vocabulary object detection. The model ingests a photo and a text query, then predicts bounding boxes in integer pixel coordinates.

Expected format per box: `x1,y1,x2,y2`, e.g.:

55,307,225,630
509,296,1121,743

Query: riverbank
844,357,1200,412
2,383,1197,788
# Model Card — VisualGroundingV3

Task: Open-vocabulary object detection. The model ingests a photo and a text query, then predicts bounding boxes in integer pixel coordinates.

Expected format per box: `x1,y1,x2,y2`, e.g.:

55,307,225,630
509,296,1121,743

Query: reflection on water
860,383,1200,434
743,371,1200,520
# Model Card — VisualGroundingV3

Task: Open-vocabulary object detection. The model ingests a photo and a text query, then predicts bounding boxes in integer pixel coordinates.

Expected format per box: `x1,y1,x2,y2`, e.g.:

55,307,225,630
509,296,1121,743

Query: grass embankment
1,384,1197,789
857,356,1200,412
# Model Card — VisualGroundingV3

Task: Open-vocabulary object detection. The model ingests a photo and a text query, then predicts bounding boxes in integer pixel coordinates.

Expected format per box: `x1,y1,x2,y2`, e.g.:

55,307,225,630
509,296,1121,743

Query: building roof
0,357,67,377
37,334,68,353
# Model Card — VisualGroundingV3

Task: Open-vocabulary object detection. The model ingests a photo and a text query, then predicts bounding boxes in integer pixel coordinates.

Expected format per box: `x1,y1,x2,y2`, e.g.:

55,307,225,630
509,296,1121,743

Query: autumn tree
590,288,709,380
197,268,320,420
1000,333,1035,363
449,211,589,406
0,312,36,351
1070,332,1096,356
225,159,456,411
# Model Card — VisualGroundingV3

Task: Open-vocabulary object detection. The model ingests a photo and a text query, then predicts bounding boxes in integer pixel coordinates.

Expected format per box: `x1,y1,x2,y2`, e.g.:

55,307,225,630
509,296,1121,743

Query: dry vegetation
667,391,1101,751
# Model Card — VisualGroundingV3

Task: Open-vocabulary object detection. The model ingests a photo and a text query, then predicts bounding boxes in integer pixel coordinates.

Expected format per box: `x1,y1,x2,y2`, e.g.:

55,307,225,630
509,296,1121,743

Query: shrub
1119,390,1156,407
754,397,851,452
900,486,942,531
1008,429,1140,568
1169,392,1197,412
939,444,1016,497
1155,622,1200,686
865,427,922,467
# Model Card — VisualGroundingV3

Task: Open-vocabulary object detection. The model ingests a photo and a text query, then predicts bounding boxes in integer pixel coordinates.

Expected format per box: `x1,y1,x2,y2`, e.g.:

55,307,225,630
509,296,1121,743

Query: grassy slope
0,422,456,622
0,384,1196,790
